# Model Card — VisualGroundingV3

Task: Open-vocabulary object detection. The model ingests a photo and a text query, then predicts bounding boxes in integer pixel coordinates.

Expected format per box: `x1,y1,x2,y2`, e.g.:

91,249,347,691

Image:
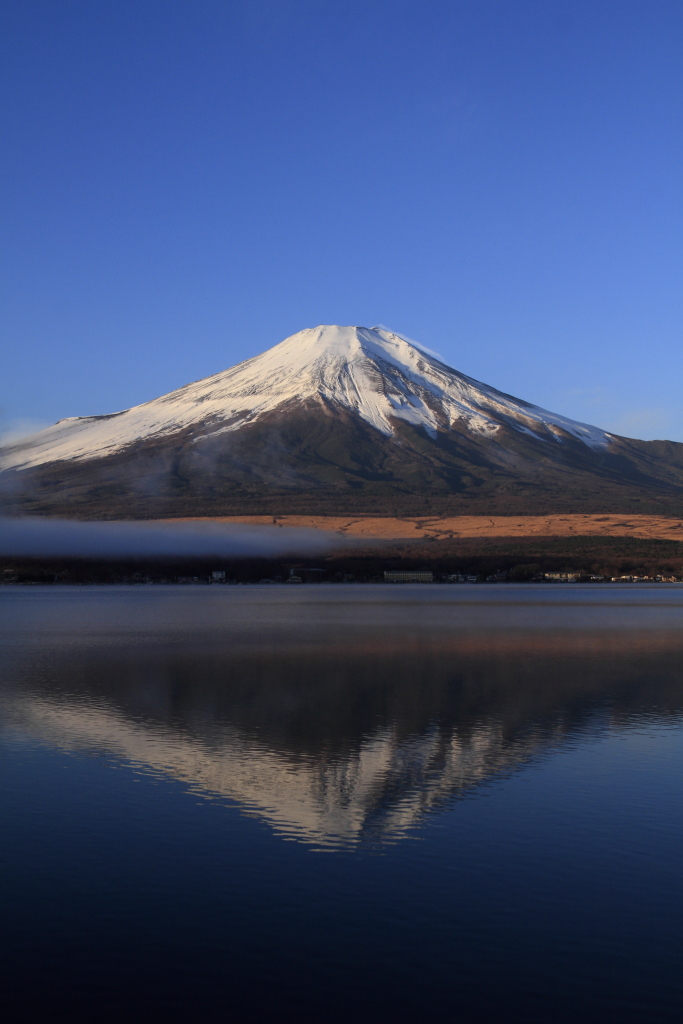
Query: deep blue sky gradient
2,1,682,440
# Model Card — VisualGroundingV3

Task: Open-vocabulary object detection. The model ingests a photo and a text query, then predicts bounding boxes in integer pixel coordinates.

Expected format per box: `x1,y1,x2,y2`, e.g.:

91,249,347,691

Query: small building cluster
383,571,434,583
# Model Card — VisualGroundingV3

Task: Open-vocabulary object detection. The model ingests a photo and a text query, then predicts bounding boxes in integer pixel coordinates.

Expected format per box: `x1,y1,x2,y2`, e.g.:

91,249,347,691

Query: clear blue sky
2,0,682,442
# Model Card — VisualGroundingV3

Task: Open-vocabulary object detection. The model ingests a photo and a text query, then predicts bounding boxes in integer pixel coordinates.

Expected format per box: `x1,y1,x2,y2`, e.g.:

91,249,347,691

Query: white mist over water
0,517,348,559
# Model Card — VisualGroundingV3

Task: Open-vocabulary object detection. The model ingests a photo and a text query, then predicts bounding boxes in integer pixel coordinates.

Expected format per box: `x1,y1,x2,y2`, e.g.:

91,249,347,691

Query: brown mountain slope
3,402,683,519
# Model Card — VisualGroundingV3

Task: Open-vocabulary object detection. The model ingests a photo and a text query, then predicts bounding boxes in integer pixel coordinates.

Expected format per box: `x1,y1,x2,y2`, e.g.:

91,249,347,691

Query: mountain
2,324,683,518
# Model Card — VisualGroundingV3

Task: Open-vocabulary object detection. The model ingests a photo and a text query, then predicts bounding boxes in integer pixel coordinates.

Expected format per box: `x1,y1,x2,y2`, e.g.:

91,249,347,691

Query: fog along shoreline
3,516,683,582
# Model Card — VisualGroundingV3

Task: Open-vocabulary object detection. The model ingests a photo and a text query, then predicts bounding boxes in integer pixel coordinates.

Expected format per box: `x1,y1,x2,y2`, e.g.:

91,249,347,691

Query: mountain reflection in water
3,586,683,849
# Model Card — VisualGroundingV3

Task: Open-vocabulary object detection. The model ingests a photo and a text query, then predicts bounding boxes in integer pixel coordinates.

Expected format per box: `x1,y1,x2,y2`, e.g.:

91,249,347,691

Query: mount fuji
3,325,683,518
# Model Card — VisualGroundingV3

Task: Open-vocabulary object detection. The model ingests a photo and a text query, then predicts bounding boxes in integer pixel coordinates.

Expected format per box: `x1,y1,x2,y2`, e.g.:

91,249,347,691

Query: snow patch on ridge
0,325,612,471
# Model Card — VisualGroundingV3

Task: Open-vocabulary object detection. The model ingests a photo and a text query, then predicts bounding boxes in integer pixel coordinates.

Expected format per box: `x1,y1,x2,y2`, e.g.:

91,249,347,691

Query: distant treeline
3,535,683,584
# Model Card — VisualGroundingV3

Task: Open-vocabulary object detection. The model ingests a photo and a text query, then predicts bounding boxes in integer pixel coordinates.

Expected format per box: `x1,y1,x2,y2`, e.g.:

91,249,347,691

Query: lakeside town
2,566,681,585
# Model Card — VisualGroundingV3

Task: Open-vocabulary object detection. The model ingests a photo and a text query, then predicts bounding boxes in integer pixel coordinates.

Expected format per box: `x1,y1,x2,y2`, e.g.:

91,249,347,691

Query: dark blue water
2,585,683,1023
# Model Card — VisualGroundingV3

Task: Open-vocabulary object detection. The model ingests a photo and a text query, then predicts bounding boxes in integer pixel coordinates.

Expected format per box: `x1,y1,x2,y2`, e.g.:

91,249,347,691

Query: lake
1,585,683,1023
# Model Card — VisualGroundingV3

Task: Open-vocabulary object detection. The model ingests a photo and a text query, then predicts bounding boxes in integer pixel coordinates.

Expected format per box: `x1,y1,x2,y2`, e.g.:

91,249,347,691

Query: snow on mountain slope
0,325,611,472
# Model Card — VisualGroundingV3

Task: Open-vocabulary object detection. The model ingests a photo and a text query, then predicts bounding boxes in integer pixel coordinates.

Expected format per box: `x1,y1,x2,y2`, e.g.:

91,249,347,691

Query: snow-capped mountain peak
0,325,611,472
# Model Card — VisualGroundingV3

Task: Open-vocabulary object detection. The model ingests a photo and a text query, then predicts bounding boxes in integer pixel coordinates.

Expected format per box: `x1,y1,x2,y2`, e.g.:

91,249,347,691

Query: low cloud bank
0,518,349,559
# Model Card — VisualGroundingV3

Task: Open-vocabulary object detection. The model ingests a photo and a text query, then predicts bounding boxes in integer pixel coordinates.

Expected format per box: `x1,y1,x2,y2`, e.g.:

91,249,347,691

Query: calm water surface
1,585,683,1023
